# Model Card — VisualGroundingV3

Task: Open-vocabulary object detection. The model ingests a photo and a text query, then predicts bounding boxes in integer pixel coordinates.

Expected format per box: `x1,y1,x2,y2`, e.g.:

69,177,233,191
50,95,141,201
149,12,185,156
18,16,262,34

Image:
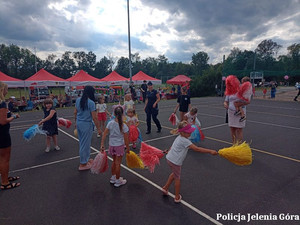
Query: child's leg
111,155,116,176
100,121,104,132
174,178,181,200
52,135,58,146
163,173,175,192
239,107,245,117
46,136,51,148
114,155,123,179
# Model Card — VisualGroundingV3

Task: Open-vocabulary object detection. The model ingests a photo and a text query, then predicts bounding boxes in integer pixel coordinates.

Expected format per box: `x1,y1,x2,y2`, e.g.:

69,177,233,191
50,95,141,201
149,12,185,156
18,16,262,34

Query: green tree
94,56,112,78
191,51,209,76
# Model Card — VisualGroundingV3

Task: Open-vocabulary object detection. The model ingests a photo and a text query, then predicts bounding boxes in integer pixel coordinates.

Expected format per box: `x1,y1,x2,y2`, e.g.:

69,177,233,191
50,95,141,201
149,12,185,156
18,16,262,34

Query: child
263,88,267,99
125,108,139,149
234,76,253,122
136,87,141,104
124,93,135,115
174,86,191,121
183,107,198,125
162,121,217,203
96,96,111,137
100,106,130,187
38,98,60,152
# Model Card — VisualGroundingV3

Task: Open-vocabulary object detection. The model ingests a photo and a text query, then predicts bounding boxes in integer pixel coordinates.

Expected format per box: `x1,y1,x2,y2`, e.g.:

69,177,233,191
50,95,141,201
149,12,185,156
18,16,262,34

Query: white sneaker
55,146,61,151
45,147,50,153
110,175,117,184
114,177,127,187
97,134,101,138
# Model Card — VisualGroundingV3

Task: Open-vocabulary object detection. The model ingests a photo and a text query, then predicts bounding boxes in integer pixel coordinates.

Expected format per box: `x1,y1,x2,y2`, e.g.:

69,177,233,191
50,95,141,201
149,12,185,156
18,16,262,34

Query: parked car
29,87,49,100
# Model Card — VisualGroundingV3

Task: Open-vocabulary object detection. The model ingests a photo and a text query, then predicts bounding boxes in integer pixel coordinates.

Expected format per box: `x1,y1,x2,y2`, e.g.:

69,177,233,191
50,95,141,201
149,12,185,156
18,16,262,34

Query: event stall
131,71,162,85
66,70,105,86
100,71,128,85
0,71,24,87
166,74,191,85
24,69,67,87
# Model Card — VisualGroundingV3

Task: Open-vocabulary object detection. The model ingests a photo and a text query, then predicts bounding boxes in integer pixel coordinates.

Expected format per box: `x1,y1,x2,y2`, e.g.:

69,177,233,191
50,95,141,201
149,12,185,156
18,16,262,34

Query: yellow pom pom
74,129,78,138
126,151,144,169
218,142,252,166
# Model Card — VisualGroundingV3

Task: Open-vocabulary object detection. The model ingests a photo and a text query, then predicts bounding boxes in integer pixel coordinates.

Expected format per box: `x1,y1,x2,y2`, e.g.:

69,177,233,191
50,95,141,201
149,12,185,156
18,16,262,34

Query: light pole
127,0,132,83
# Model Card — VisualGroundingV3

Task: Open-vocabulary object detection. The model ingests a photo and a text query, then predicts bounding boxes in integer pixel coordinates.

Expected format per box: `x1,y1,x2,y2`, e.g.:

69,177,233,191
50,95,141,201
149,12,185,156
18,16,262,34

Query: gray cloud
0,0,299,63
140,0,300,61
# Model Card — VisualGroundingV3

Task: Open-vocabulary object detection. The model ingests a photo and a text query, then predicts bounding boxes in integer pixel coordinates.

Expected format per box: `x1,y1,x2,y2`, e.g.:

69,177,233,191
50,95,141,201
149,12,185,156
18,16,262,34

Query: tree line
0,39,299,96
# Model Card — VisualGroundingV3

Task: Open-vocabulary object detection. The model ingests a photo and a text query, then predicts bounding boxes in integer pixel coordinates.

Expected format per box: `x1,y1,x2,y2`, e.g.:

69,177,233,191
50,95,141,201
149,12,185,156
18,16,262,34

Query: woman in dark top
173,86,191,121
144,81,162,134
0,81,20,190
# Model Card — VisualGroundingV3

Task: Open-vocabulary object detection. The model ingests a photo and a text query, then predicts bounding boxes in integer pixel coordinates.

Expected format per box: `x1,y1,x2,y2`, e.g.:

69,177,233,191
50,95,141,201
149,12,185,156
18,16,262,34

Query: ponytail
114,106,124,133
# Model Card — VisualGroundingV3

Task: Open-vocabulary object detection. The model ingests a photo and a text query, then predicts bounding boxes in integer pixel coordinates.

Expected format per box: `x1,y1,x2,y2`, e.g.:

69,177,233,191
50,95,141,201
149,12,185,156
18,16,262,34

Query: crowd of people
0,77,254,203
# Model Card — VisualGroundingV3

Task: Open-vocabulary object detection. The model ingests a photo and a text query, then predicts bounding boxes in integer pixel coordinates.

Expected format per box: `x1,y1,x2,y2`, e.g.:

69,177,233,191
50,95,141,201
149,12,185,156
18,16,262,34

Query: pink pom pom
169,113,176,126
129,125,139,142
91,151,108,174
58,118,72,128
225,75,240,96
237,81,253,102
140,142,164,173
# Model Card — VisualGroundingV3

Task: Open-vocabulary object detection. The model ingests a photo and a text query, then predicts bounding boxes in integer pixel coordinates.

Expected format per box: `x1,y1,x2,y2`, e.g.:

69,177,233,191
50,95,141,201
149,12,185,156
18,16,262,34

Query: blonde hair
178,121,188,130
98,96,105,102
0,81,8,103
127,108,136,115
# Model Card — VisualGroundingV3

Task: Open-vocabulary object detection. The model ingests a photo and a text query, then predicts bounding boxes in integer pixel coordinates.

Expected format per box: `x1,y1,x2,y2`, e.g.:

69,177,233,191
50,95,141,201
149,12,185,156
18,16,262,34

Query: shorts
109,144,125,156
97,112,107,121
0,132,11,148
167,160,181,179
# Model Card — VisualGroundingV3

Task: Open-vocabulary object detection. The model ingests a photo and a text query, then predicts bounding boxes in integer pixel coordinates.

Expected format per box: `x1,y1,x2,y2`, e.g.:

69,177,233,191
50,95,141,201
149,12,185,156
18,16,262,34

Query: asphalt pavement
1,95,299,225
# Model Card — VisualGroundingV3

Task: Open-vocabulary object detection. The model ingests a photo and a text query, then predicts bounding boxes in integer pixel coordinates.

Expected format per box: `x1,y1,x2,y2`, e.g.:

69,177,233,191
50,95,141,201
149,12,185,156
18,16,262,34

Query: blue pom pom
23,124,47,141
189,125,201,143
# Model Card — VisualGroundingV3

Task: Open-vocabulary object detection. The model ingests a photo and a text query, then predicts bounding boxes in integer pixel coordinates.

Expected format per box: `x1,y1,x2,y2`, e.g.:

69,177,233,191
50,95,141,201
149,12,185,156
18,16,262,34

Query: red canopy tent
132,71,161,85
66,70,105,86
0,71,24,87
100,71,128,85
166,75,191,85
25,69,66,87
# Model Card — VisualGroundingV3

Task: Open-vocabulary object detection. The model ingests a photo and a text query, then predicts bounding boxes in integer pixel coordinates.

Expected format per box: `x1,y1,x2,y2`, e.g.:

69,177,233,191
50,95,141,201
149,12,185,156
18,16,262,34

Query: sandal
1,182,20,190
174,195,182,203
8,176,20,182
162,188,168,196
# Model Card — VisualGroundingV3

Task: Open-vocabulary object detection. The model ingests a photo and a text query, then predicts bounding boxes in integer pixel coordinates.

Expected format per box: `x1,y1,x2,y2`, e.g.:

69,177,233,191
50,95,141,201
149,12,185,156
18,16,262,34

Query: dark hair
44,98,53,106
80,86,95,110
114,106,124,133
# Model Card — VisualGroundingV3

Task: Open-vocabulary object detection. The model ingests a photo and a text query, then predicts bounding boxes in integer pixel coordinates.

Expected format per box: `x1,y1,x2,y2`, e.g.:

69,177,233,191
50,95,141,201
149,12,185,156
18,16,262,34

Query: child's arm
123,132,130,153
105,109,111,117
38,109,56,125
188,144,218,155
92,111,101,135
223,100,229,109
135,121,140,127
100,128,109,152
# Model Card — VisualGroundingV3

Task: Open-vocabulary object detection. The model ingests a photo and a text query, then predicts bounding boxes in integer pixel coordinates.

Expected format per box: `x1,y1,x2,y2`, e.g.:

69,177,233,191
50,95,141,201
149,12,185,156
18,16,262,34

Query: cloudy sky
0,0,299,64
